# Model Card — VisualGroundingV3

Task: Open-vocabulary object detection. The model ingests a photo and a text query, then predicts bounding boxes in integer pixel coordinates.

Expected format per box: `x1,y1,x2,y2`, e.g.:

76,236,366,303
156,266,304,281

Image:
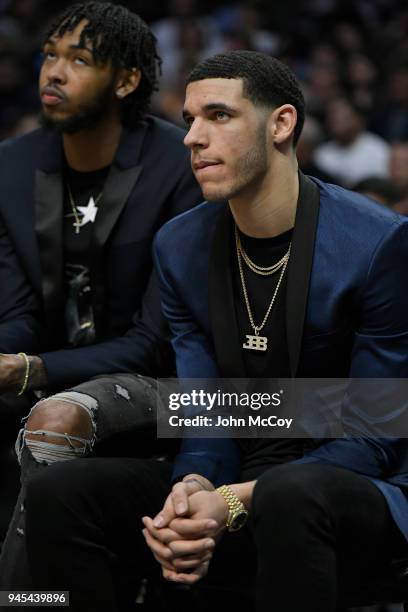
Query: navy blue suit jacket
0,116,202,388
154,175,408,541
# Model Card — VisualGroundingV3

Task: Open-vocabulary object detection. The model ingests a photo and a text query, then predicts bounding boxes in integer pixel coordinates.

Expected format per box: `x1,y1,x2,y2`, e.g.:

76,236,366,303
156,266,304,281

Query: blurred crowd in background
0,3,406,609
0,0,407,212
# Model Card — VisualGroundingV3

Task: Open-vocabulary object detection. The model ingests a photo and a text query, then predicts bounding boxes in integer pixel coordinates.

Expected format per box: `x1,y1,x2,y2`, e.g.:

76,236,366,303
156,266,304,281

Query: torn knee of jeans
15,390,99,465
15,427,95,465
29,391,98,427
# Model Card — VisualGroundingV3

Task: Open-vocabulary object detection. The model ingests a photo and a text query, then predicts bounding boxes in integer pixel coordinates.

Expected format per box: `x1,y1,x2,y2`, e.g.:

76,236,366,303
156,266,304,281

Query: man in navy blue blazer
23,51,408,611
149,50,408,608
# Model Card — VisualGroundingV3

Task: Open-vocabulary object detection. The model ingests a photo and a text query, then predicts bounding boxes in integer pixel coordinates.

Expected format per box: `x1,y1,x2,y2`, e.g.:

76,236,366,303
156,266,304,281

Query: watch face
229,510,248,532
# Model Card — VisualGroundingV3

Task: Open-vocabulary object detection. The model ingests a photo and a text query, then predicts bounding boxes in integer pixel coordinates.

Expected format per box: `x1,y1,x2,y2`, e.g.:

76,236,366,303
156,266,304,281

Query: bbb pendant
242,334,268,352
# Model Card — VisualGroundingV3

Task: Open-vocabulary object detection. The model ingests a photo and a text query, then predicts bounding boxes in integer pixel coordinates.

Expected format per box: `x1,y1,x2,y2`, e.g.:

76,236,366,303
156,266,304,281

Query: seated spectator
152,0,225,92
0,0,202,590
372,62,408,143
302,43,343,123
390,141,408,215
314,97,390,187
296,115,337,183
22,50,408,612
353,176,400,208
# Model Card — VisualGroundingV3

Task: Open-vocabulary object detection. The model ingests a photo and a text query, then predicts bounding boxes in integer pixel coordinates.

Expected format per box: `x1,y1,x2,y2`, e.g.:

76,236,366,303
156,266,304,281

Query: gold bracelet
17,352,30,396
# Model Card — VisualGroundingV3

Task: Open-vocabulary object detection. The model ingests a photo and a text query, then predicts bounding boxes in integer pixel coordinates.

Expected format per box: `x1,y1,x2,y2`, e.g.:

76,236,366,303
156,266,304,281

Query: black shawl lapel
286,172,320,376
89,125,147,327
209,205,246,377
91,123,148,251
34,132,64,320
91,163,142,251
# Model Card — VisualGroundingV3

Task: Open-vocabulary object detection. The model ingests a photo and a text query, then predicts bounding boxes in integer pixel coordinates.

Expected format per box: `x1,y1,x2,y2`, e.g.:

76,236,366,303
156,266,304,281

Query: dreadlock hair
187,50,305,146
42,2,161,129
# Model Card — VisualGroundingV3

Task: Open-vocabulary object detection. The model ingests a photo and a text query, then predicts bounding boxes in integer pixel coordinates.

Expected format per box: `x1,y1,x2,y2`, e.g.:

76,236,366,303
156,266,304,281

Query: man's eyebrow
182,102,237,120
203,103,237,113
42,39,94,55
68,44,94,55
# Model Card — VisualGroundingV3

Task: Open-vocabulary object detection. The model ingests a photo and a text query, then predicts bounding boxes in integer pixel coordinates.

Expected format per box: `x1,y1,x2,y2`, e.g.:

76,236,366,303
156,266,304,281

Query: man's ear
270,104,297,146
115,67,142,99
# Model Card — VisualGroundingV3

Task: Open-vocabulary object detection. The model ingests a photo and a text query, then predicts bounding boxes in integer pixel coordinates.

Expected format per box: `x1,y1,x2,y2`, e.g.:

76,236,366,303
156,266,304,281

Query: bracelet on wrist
17,352,30,396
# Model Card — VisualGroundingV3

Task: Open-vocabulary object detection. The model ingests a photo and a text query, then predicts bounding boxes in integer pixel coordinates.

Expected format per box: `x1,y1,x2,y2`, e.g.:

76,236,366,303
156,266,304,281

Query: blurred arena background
0,1,406,199
0,2,406,610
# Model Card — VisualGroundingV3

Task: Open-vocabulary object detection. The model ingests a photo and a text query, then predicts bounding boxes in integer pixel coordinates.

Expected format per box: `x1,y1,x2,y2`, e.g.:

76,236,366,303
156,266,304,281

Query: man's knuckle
160,547,171,559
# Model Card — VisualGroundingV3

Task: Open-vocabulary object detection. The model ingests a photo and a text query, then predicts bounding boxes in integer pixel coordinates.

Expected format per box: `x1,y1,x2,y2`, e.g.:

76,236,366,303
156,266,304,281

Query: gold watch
216,484,248,532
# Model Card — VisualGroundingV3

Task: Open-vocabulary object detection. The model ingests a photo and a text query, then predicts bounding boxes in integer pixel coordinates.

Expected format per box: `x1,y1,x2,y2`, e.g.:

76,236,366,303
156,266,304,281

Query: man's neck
229,155,299,238
62,118,123,172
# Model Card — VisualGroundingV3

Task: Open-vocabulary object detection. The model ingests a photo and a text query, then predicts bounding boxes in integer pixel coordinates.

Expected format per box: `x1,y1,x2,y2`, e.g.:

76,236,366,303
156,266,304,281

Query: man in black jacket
0,2,202,588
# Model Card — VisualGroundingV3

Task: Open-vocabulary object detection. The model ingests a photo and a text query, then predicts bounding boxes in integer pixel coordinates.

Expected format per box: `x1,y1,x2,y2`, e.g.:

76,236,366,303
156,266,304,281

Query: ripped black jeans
0,373,173,591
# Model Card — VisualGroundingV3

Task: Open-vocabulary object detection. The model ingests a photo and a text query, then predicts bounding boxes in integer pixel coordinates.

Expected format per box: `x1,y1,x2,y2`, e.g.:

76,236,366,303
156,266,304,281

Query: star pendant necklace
67,185,103,234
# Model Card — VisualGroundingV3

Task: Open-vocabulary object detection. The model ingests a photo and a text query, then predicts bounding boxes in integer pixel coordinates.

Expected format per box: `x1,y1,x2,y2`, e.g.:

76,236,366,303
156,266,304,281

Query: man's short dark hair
43,1,161,129
187,50,305,146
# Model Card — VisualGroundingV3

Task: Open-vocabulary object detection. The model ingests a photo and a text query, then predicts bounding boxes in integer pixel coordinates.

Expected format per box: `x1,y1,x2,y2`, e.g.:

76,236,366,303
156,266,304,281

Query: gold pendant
243,334,268,351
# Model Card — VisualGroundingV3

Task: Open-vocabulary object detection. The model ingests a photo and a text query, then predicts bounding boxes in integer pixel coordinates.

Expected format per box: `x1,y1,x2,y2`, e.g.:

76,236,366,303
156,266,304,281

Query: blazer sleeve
38,164,203,389
154,231,241,485
0,212,41,354
293,219,408,478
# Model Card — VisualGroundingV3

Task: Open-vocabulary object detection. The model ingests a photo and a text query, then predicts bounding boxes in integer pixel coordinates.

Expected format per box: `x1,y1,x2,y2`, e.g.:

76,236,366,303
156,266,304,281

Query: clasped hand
142,478,228,584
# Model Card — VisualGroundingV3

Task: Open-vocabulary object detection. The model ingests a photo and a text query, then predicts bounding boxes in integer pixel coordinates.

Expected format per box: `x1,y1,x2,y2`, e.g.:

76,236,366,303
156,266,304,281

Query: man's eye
185,117,194,128
43,51,56,61
215,111,228,120
74,57,88,66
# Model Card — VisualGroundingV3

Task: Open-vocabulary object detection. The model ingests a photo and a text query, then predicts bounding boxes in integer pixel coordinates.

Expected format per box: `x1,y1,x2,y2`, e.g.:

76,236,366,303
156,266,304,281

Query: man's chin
40,111,76,134
39,110,105,134
201,185,230,202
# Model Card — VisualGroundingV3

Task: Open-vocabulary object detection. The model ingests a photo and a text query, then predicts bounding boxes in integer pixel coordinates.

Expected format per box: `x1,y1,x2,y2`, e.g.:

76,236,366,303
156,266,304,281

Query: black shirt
232,227,314,479
234,228,292,378
63,164,110,347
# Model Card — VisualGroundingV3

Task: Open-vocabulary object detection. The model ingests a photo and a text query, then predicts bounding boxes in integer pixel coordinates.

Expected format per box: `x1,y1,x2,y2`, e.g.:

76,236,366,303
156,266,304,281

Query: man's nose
184,119,208,149
45,58,68,84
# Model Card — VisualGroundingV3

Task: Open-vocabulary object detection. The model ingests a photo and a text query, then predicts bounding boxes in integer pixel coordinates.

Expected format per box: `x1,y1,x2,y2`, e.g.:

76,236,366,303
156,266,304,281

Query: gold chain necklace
235,225,290,352
67,185,103,234
236,228,290,276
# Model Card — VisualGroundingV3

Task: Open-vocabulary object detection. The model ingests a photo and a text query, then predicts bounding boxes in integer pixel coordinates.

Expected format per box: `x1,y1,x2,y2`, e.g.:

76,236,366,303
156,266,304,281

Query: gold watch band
216,485,243,514
216,484,249,532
